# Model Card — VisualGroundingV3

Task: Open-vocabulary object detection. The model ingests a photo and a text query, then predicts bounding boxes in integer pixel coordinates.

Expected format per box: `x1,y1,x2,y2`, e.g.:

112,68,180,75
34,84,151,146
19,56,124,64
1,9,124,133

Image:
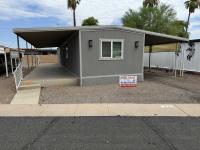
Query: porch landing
22,63,79,87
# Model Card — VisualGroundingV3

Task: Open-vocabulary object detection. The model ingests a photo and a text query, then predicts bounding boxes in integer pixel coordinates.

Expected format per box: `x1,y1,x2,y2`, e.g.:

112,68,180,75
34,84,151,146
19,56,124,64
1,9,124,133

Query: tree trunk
73,10,76,27
186,11,191,33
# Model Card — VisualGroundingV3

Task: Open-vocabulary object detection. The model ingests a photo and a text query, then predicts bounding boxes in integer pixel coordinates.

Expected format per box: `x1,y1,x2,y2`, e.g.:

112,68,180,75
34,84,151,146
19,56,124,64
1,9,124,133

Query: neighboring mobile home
13,26,188,86
0,45,24,77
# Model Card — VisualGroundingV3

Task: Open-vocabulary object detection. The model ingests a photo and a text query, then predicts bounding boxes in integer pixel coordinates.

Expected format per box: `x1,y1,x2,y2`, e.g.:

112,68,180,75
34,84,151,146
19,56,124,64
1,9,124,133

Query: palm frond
67,0,81,10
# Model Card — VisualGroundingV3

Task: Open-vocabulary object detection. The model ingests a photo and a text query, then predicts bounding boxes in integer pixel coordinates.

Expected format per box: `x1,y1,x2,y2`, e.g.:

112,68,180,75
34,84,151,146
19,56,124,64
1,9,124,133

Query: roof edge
13,25,189,42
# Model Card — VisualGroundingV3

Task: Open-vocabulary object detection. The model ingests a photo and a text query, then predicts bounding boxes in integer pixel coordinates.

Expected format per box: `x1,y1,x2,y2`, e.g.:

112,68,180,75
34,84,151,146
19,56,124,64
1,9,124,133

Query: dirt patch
39,72,200,104
0,75,16,104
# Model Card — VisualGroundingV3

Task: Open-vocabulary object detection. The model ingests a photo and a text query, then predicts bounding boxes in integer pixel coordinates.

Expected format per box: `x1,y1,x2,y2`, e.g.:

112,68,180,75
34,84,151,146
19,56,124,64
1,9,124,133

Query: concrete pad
23,63,79,87
107,104,187,116
0,104,198,117
175,104,200,117
0,104,77,116
19,84,41,90
24,64,76,80
21,80,34,85
33,78,78,87
75,104,109,116
11,88,40,104
0,105,42,116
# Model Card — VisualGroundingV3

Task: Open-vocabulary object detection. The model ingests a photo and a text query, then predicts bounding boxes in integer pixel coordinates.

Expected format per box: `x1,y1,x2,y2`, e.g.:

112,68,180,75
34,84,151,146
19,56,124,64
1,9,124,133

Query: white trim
99,39,124,60
82,73,143,79
79,31,83,86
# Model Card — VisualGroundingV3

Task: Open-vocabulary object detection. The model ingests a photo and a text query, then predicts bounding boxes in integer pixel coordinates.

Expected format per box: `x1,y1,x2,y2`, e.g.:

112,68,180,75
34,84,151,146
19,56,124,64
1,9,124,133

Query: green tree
185,0,200,32
142,0,160,32
169,20,189,38
122,3,188,38
82,17,99,26
67,0,81,26
143,0,159,7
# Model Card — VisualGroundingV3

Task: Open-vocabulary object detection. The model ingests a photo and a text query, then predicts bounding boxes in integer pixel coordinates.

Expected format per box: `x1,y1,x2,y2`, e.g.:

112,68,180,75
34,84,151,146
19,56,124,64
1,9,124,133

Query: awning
14,28,78,48
13,26,189,48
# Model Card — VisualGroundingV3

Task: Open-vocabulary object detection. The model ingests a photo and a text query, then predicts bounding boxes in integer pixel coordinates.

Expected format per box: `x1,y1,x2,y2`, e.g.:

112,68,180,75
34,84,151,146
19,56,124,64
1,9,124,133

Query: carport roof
190,39,200,43
13,25,189,48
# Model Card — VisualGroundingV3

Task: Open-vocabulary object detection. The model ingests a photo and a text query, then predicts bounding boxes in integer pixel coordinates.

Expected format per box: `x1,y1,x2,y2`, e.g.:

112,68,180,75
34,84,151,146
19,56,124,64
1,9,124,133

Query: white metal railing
14,62,23,91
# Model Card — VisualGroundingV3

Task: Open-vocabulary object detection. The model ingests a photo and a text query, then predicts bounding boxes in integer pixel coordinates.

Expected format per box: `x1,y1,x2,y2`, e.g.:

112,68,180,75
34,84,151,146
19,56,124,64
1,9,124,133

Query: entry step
19,84,41,91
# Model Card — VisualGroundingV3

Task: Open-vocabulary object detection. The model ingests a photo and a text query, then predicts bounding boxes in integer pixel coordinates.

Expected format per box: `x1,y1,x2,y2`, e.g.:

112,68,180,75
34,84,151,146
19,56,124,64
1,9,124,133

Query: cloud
1,0,200,39
75,0,142,25
0,0,69,21
1,0,199,24
0,0,142,24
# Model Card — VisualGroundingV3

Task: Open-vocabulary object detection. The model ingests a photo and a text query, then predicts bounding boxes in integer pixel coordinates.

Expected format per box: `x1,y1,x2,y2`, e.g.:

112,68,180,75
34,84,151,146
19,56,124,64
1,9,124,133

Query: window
100,39,124,60
113,42,122,58
102,42,111,58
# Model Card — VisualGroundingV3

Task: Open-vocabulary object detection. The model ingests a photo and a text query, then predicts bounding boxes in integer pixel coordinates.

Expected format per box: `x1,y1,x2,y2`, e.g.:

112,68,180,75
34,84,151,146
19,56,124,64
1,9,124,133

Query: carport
13,28,80,86
13,26,188,86
23,63,79,87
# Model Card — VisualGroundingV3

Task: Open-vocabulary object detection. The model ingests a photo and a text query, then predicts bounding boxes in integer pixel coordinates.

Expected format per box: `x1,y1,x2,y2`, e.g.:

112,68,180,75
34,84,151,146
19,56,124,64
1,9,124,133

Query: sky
0,0,200,48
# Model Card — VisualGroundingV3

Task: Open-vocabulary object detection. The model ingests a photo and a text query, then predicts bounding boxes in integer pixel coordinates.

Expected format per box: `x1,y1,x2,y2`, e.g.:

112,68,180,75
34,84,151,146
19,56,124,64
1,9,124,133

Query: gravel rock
39,72,200,104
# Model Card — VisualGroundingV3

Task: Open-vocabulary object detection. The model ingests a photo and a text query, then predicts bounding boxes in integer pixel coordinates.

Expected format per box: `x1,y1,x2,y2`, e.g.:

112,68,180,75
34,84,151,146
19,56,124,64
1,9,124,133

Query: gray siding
81,29,144,85
59,32,80,76
59,46,66,66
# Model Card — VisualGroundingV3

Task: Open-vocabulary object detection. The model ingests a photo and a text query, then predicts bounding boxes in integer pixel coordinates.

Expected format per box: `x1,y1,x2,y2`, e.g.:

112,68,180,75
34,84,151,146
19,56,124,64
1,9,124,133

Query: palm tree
67,0,81,27
143,0,159,7
142,0,160,71
185,0,200,32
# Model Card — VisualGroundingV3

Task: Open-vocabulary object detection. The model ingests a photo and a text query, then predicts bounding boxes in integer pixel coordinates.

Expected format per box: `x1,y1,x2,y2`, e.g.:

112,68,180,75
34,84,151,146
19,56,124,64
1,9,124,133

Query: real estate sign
119,75,137,87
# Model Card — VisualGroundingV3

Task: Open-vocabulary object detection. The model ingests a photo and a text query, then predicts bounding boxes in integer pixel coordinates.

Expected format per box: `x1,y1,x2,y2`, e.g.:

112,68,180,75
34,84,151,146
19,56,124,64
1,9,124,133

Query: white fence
144,52,176,70
144,43,200,73
14,63,23,91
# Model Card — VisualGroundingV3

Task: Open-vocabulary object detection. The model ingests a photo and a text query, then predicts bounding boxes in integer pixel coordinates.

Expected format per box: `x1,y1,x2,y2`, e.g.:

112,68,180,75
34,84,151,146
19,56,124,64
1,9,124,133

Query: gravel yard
0,75,16,104
0,68,34,104
39,72,200,104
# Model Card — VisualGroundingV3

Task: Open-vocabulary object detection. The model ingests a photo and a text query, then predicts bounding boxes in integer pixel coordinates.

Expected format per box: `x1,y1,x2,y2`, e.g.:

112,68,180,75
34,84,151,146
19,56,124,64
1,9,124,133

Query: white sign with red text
119,75,137,87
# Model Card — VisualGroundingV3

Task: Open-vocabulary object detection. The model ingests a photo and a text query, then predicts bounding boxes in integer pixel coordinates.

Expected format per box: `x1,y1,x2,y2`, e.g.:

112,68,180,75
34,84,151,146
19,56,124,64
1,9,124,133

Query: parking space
23,63,79,87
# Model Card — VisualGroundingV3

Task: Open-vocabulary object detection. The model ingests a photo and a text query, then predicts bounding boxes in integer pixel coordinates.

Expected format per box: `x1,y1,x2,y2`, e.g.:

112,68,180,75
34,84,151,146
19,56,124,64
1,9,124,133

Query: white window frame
100,39,124,60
